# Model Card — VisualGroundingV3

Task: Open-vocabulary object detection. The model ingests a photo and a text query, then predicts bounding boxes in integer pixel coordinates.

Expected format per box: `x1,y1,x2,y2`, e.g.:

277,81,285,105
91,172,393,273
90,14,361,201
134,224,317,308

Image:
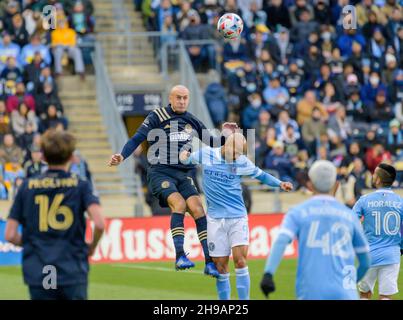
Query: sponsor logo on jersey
169,132,191,142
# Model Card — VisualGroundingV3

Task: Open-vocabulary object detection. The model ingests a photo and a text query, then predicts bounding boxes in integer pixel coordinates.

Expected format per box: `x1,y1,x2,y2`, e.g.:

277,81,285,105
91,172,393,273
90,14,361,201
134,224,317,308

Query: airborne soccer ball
217,13,243,40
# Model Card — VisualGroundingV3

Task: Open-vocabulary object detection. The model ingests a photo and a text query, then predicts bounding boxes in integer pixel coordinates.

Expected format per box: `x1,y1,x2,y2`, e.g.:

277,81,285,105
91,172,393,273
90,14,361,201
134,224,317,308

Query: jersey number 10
371,211,401,236
35,194,74,232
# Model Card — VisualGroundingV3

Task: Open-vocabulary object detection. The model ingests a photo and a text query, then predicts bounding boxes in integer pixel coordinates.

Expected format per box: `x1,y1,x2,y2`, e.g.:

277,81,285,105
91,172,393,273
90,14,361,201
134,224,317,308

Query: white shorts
358,263,400,296
207,215,249,257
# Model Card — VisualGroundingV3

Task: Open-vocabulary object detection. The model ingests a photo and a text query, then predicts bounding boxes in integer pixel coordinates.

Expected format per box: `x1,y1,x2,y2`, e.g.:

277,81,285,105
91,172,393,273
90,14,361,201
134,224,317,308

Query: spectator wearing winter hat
383,53,398,88
344,73,361,98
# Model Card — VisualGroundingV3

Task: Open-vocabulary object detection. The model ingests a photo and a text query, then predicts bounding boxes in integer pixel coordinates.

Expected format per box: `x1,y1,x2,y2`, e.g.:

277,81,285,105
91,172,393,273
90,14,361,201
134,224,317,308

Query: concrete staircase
93,0,165,88
57,75,139,217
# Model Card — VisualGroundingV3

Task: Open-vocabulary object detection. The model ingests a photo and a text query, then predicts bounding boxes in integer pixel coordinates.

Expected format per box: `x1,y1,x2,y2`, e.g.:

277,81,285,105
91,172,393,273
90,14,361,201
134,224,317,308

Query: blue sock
216,273,231,300
170,212,185,259
195,216,212,263
235,267,250,300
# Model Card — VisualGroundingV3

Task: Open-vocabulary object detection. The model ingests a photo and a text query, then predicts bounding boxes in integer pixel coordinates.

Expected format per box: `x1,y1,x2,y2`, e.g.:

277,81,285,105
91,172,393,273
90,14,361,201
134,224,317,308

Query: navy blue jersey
121,104,223,169
8,169,100,286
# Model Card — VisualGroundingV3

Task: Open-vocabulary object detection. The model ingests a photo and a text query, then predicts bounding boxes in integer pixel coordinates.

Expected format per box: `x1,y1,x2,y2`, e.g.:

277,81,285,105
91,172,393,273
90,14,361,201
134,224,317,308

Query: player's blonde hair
41,129,76,165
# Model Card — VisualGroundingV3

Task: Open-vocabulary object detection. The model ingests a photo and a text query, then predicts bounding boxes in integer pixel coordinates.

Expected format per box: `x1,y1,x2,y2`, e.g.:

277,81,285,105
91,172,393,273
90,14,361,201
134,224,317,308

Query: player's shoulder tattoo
152,107,171,122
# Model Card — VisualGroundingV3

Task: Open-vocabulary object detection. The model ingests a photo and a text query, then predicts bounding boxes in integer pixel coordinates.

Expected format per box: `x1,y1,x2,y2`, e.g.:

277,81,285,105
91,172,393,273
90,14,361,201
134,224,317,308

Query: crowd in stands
0,0,95,200
141,0,402,205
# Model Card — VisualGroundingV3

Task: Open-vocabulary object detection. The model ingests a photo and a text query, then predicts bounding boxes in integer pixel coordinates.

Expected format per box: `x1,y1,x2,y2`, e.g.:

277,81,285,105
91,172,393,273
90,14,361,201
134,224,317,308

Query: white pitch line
111,264,204,275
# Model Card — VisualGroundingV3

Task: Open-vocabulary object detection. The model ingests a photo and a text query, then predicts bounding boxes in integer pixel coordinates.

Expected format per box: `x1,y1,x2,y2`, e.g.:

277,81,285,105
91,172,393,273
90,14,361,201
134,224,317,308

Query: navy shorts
29,283,88,300
147,166,199,207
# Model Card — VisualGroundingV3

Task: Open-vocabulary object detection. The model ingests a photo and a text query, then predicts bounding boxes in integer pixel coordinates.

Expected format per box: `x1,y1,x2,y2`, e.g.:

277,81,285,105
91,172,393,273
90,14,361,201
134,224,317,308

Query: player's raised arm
108,112,158,166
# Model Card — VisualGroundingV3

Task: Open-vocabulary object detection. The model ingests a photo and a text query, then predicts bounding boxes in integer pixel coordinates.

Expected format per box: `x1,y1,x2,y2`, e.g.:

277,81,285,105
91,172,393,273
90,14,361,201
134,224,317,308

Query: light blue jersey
188,147,281,219
352,189,403,267
279,195,369,300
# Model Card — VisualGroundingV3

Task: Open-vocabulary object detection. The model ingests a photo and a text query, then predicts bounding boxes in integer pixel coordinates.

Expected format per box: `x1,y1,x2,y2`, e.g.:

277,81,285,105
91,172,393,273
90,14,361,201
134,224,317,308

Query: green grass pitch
0,259,402,300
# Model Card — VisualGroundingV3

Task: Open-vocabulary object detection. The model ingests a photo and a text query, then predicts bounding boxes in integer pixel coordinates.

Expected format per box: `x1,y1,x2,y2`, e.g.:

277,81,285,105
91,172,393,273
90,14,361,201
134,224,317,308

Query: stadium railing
92,42,145,216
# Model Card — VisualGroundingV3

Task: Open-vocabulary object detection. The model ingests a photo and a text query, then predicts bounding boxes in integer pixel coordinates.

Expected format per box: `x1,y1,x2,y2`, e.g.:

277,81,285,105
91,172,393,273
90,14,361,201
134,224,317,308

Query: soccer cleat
204,262,220,278
175,255,195,270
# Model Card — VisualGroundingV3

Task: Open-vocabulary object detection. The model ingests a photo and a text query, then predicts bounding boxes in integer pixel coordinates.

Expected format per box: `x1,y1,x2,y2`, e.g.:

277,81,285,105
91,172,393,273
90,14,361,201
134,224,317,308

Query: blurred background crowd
0,0,94,200
140,0,403,206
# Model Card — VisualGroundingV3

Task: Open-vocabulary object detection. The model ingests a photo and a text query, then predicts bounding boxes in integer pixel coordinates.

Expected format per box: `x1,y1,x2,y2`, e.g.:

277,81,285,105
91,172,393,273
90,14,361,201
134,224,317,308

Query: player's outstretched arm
5,218,22,246
260,233,292,298
255,171,293,191
86,204,105,256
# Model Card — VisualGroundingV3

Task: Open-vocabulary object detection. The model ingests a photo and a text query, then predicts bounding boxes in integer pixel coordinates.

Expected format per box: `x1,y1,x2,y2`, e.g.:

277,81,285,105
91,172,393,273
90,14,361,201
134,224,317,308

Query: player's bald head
170,85,189,96
224,132,247,161
169,85,190,113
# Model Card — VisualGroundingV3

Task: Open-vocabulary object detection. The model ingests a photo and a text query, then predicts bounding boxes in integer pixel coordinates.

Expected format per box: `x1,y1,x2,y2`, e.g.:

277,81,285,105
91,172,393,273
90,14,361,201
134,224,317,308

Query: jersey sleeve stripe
278,227,295,239
153,109,164,122
161,108,171,120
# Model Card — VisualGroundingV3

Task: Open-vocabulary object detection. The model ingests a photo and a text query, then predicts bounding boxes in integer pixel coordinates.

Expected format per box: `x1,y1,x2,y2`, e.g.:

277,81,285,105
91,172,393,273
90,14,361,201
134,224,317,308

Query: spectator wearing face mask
360,71,387,105
242,92,267,129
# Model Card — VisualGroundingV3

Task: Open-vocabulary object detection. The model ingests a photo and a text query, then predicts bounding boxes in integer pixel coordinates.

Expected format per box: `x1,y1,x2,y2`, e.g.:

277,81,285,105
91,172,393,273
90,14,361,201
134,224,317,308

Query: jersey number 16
35,194,74,232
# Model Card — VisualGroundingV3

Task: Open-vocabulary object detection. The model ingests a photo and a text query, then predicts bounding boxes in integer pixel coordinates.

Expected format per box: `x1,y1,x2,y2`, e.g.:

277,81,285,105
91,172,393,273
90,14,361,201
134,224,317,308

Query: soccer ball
217,13,243,40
